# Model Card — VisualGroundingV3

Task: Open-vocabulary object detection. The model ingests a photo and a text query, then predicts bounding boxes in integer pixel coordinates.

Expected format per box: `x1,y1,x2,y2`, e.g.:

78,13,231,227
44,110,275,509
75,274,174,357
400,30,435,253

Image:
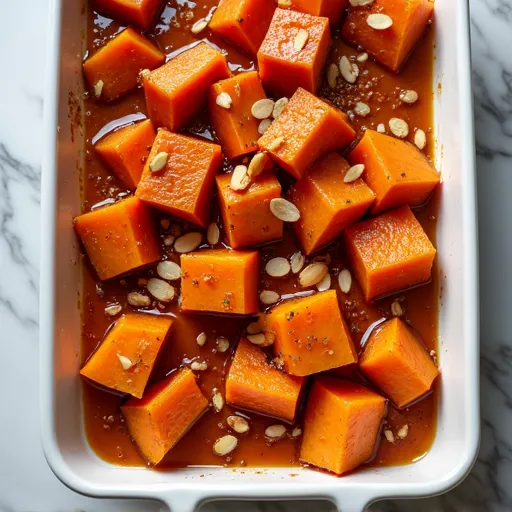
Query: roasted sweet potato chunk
286,0,349,26
94,0,164,29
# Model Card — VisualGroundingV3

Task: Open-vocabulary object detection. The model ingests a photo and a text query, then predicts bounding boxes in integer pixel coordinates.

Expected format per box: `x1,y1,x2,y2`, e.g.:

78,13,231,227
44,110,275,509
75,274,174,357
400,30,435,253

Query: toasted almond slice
105,303,122,317
327,63,339,89
273,97,289,119
344,164,365,183
251,98,275,120
391,300,404,317
356,52,369,62
247,322,262,335
227,415,250,434
216,92,232,109
191,360,208,371
260,290,280,305
339,56,358,84
207,223,220,245
212,390,224,412
196,332,207,347
338,269,352,293
191,18,208,34
117,354,133,370
290,251,305,274
367,13,393,30
174,232,202,253
127,291,151,307
389,118,409,138
349,0,374,5
354,102,371,117
400,89,419,104
299,262,328,287
94,80,104,98
139,68,151,79
213,435,238,456
270,198,300,222
248,152,268,177
216,336,230,353
377,123,386,133
230,164,251,191
266,257,291,278
163,235,175,247
316,273,331,292
258,118,272,135
266,136,285,152
292,427,302,437
294,29,309,51
397,424,409,439
414,128,427,150
156,260,181,281
265,424,286,439
149,151,168,172
247,333,266,346
384,429,395,443
147,278,175,302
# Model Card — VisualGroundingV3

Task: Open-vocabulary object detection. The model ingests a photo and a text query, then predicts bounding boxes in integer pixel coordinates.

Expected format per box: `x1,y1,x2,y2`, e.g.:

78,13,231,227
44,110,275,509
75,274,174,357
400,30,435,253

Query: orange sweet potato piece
344,206,436,301
300,377,387,475
80,314,172,399
144,42,230,131
265,290,357,377
348,130,439,215
94,0,163,29
181,249,259,315
95,119,156,189
135,129,222,227
74,196,161,280
216,173,283,249
342,0,434,72
287,0,349,26
226,338,305,422
83,27,164,102
258,9,331,98
209,72,267,160
121,368,208,464
209,0,276,55
288,153,375,255
359,318,439,408
258,88,355,179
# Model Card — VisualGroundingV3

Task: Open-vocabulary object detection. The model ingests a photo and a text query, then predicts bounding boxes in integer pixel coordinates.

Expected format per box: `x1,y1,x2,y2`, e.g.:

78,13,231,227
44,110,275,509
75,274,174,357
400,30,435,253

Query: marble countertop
1,0,511,511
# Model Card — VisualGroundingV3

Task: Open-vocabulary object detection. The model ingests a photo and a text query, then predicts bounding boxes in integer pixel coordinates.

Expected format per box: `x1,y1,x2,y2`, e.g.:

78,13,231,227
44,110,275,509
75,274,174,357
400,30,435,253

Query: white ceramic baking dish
39,0,480,510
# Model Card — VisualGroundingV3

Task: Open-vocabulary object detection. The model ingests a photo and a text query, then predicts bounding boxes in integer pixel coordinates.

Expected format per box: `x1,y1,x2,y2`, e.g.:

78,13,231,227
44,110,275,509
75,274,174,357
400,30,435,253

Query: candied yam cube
342,0,434,72
94,0,164,29
288,153,375,255
209,0,276,56
144,42,230,130
348,130,439,215
344,206,436,301
300,377,387,475
265,290,357,376
287,0,349,26
83,27,165,102
216,173,283,249
74,197,161,280
209,72,267,160
257,8,332,97
258,88,355,180
121,368,208,464
359,318,439,408
181,249,259,315
135,130,222,228
95,119,156,189
226,338,305,422
80,314,172,398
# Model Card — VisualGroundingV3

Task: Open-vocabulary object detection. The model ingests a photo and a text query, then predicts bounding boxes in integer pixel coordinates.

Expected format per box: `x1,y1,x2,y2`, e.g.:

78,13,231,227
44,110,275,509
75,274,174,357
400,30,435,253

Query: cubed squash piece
209,72,267,160
209,0,276,56
288,153,375,255
286,0,349,26
342,0,434,72
257,8,331,97
74,197,161,280
258,88,355,179
93,0,163,29
83,27,165,102
344,206,436,301
121,368,208,464
81,314,172,398
226,338,305,422
95,119,156,189
359,318,439,408
216,173,283,249
265,290,357,377
349,130,439,215
144,42,230,130
300,377,387,475
135,130,222,227
181,249,259,315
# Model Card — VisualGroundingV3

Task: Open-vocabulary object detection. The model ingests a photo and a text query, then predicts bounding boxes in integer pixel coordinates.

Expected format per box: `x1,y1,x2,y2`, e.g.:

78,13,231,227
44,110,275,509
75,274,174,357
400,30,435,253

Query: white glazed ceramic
39,0,480,510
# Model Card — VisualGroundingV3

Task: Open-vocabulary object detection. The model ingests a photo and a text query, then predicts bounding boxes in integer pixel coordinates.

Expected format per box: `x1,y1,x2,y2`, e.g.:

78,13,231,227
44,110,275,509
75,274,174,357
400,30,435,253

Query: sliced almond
354,102,371,117
389,118,409,138
213,435,238,456
139,68,150,79
207,223,220,245
377,123,386,133
338,269,352,294
230,164,251,191
149,151,168,173
290,251,305,274
127,292,151,307
94,80,104,98
247,333,266,346
247,322,262,335
339,56,358,84
156,260,181,281
327,63,339,89
397,424,409,439
191,360,208,371
344,164,365,183
367,13,393,30
349,0,374,5
163,235,175,247
212,390,224,412
227,415,250,434
248,152,268,177
216,92,232,109
400,89,418,104
191,18,208,34
266,257,291,278
147,278,175,302
117,354,133,371
273,97,289,119
266,136,285,152
356,52,369,62
299,262,328,288
270,198,300,222
258,119,272,135
384,429,395,443
174,232,202,253
196,332,207,347
251,98,275,120
216,336,230,353
260,290,280,305
414,128,427,150
294,29,309,51
391,300,404,317
105,303,122,317
316,273,331,292
292,427,302,437
265,424,286,439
